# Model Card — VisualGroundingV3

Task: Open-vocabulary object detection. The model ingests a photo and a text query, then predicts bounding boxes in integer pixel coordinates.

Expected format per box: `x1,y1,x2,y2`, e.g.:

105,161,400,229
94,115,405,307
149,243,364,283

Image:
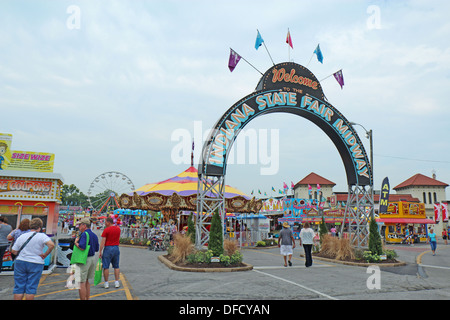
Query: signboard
0,133,55,172
0,178,53,196
200,62,372,186
379,177,390,213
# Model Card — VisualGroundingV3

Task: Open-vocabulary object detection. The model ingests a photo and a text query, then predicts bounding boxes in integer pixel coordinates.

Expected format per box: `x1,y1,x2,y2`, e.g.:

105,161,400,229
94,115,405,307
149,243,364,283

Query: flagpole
319,73,334,82
263,42,275,66
257,29,275,66
231,48,263,75
306,52,314,67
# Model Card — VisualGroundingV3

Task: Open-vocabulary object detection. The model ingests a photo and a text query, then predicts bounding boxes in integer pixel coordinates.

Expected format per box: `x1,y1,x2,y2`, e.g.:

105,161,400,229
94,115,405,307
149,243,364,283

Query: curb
157,255,254,272
303,254,407,268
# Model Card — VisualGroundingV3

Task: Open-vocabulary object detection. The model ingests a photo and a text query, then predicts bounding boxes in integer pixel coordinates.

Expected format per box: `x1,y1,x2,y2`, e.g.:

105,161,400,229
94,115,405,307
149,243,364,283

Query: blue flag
255,30,264,50
314,44,323,64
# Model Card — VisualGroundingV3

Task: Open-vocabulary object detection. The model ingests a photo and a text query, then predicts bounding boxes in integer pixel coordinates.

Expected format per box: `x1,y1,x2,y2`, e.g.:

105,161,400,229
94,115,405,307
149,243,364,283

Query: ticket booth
376,201,435,244
0,170,63,272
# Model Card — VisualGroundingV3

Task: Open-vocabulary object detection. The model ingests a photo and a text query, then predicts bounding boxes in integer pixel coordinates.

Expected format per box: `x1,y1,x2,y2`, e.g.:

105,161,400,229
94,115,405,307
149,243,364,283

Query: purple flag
228,48,241,72
333,69,344,89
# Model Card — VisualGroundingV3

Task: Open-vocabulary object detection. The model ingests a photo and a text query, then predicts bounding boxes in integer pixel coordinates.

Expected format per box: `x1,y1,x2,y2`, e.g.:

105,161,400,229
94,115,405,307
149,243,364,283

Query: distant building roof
394,173,449,190
294,172,336,188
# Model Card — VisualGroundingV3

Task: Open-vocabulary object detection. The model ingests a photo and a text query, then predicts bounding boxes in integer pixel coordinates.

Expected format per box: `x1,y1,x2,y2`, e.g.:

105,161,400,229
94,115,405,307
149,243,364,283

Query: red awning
376,218,435,224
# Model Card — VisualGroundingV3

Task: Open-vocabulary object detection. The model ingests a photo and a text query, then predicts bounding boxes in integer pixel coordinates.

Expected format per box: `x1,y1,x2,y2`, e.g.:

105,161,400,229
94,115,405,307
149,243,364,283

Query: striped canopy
132,166,250,199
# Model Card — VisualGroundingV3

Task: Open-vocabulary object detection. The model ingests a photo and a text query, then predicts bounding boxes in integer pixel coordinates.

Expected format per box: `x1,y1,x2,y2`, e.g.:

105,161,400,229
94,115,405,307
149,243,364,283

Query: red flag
442,203,448,222
286,29,293,49
434,203,441,222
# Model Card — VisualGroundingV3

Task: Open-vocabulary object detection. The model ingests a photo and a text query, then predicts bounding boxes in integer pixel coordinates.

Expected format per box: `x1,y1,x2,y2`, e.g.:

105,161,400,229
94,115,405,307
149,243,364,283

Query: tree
208,210,223,256
369,212,383,255
61,184,89,208
319,216,328,245
186,212,196,244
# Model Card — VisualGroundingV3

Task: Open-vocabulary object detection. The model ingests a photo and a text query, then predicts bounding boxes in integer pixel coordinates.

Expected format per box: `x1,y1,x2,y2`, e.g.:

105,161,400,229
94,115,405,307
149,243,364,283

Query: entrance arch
196,62,374,248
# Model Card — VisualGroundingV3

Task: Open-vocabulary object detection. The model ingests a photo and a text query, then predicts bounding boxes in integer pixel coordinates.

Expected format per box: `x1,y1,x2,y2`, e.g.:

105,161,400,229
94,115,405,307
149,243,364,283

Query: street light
349,122,373,176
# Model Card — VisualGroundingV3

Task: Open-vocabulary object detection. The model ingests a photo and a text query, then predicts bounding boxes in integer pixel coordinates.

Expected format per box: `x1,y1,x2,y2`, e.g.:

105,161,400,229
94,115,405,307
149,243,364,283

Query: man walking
75,218,99,300
99,217,121,288
278,222,295,267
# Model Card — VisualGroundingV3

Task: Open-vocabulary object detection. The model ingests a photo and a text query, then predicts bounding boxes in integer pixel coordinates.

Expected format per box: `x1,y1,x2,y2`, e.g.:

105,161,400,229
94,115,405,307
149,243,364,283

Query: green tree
186,212,196,244
61,184,89,208
208,210,223,256
369,212,383,255
319,216,328,245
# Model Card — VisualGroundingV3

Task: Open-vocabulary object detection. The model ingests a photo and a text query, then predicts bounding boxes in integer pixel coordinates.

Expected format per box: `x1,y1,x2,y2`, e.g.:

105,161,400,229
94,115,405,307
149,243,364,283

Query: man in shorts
99,217,121,289
75,218,99,300
278,222,295,267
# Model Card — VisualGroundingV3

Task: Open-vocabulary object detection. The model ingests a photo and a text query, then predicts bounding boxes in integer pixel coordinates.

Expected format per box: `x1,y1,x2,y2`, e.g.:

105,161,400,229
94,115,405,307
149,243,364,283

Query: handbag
94,258,103,286
70,231,90,265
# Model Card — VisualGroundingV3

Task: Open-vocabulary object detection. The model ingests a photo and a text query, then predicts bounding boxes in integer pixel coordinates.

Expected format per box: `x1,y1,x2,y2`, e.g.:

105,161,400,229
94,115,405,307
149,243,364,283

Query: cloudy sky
1,0,450,199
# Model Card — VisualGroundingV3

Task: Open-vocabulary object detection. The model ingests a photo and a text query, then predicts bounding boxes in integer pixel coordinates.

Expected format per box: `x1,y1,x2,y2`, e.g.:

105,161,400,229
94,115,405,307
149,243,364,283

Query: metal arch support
195,174,226,249
342,184,374,248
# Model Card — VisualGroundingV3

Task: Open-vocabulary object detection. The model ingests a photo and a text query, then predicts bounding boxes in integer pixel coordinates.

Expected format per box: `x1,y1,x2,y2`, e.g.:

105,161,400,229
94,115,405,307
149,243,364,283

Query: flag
442,203,449,222
314,44,323,63
272,187,276,192
316,184,321,191
291,181,295,189
228,48,241,72
379,177,390,213
308,184,312,195
255,30,264,50
333,69,345,89
286,29,293,49
434,203,441,222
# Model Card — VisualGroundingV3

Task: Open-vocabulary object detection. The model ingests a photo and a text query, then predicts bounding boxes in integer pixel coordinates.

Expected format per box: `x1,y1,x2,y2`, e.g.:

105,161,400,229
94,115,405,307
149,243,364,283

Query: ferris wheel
87,171,135,213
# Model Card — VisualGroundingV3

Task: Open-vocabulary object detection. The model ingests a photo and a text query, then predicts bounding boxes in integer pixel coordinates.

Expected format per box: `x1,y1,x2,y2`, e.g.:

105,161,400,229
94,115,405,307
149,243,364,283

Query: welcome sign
200,62,372,186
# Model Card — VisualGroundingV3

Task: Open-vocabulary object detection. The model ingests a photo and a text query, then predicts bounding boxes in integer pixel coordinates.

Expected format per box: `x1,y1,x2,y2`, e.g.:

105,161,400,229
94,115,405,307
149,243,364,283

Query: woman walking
299,222,316,268
428,228,437,256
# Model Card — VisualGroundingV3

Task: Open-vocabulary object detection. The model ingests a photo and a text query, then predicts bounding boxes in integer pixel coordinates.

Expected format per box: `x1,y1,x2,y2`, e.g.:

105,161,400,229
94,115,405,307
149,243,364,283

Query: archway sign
196,62,374,248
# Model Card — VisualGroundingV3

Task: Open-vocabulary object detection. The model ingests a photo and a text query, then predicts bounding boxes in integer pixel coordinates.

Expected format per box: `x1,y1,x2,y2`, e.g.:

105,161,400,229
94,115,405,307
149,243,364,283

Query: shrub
208,210,224,256
256,241,266,247
186,212,196,244
336,237,355,261
219,254,231,266
230,251,243,265
171,233,194,263
363,250,381,263
320,234,340,258
224,239,239,255
369,212,383,255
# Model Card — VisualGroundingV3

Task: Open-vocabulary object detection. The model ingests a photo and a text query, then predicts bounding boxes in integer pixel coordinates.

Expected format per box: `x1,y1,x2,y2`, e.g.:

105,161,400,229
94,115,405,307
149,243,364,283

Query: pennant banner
314,44,323,64
255,30,264,50
333,69,345,89
228,48,241,72
286,30,293,49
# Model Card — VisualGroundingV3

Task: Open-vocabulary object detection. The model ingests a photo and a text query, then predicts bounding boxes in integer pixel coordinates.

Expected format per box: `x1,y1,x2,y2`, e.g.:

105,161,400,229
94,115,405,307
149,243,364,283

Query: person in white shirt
299,222,316,267
11,218,55,300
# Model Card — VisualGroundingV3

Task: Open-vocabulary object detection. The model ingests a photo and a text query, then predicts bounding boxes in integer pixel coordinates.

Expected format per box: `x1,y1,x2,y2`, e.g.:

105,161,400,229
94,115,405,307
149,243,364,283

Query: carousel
117,166,262,221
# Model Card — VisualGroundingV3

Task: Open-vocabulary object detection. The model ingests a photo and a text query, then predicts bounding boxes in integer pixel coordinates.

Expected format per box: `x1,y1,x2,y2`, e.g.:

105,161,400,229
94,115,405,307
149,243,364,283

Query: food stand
376,201,435,244
0,170,63,272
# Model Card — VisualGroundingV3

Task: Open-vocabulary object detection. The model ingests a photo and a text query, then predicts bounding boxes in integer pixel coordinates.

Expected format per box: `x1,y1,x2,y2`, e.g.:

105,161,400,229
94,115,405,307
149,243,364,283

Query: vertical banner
379,177,390,213
441,202,448,222
0,133,13,170
434,203,441,223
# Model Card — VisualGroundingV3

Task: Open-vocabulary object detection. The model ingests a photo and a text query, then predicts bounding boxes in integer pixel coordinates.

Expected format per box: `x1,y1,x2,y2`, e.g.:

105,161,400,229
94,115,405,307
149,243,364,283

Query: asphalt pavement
1,239,450,302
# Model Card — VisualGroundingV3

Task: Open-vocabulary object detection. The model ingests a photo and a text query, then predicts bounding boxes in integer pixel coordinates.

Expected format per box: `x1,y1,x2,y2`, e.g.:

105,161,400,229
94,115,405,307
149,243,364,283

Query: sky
1,0,450,200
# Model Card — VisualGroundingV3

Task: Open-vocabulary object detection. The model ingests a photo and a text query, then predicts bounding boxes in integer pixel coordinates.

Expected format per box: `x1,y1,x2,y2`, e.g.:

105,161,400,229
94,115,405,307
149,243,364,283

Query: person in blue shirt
74,218,99,300
427,228,437,256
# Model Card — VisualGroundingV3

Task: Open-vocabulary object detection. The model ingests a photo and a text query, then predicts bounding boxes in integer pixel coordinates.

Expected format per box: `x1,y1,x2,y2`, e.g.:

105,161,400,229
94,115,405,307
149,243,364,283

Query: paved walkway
1,241,449,301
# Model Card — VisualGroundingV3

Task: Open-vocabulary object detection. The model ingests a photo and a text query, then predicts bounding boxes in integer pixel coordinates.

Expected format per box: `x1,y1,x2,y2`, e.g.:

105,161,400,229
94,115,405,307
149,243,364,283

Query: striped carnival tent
117,166,262,221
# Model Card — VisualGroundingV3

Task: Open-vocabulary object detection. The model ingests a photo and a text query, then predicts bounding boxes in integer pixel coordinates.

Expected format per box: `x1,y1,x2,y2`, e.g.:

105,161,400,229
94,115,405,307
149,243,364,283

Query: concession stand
0,170,63,272
376,201,435,244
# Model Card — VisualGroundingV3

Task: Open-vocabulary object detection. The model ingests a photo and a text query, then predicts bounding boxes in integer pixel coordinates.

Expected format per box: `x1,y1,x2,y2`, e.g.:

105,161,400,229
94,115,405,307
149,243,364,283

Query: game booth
376,201,435,244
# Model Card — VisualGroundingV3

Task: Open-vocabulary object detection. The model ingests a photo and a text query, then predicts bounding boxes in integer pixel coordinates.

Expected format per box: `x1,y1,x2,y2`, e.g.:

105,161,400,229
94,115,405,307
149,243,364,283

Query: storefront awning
376,218,435,224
